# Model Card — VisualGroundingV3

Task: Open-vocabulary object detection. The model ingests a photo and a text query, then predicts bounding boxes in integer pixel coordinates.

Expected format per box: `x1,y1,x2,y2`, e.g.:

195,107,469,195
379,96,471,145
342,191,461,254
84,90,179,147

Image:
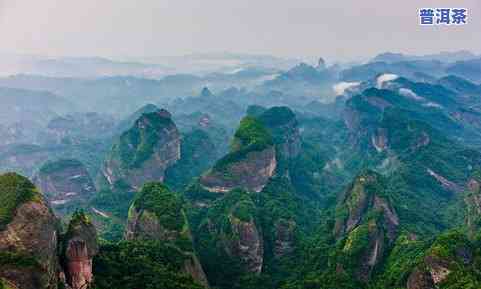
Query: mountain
200,115,276,193
0,173,60,289
0,86,73,126
62,211,99,289
447,58,481,83
124,182,208,287
371,50,477,63
99,109,181,191
33,159,96,215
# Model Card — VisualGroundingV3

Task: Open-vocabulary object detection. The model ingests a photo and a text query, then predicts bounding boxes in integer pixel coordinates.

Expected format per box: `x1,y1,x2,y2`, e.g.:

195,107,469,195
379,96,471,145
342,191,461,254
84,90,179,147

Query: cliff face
194,189,264,286
63,211,98,289
33,159,96,212
257,106,301,160
100,109,180,190
334,171,399,282
124,182,208,287
465,174,481,236
0,173,60,289
406,231,475,289
200,116,276,193
200,147,276,193
227,216,264,274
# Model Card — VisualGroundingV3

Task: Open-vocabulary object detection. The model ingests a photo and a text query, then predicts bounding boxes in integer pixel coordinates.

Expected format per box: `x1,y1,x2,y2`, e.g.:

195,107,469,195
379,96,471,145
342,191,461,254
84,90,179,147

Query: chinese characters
419,8,467,25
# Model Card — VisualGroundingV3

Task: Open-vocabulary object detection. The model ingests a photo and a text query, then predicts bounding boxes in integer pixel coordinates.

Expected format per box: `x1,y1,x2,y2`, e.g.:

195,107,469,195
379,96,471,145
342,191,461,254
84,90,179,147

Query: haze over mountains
1,49,481,289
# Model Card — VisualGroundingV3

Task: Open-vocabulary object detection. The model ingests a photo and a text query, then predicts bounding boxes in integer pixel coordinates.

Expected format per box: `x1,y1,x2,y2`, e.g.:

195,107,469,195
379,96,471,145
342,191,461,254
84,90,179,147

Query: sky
0,0,480,62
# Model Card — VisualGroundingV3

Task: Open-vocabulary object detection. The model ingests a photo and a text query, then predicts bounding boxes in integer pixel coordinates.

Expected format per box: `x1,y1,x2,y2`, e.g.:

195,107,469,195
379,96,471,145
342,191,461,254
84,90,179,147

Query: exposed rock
258,106,302,160
63,211,98,289
274,219,296,258
465,176,481,235
0,173,60,289
334,171,399,283
426,168,463,193
407,268,435,289
33,159,96,213
371,128,388,152
227,216,264,274
124,183,208,287
100,109,180,190
200,146,276,193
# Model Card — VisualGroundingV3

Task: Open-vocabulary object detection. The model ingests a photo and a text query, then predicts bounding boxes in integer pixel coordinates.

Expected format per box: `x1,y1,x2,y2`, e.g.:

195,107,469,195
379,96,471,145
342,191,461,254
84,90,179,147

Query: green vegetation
258,106,296,128
214,116,273,171
165,130,217,191
0,173,40,230
132,182,185,231
93,240,205,289
0,250,39,269
39,159,83,174
113,111,175,169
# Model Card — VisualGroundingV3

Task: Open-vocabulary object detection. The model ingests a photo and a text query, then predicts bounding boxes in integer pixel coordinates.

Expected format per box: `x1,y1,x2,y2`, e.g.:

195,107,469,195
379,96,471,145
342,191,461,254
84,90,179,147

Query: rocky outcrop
200,115,277,193
63,211,98,289
227,216,264,274
257,106,302,160
406,231,475,289
334,171,399,282
100,109,180,190
33,159,96,212
465,175,481,235
0,173,60,289
407,268,436,289
124,182,208,287
200,146,276,193
335,171,399,239
426,168,463,193
274,219,296,258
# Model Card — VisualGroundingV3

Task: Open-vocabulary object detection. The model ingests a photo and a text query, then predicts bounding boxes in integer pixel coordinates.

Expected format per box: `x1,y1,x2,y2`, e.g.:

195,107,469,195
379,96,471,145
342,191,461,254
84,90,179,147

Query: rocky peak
317,57,326,70
62,211,98,289
200,116,276,193
100,109,180,190
33,159,96,214
257,106,301,160
0,173,60,289
200,87,214,98
124,182,208,287
334,171,399,282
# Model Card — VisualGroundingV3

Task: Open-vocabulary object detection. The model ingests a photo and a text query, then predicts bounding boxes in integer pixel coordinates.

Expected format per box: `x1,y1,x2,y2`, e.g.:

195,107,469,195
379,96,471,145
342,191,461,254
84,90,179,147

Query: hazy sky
0,0,480,61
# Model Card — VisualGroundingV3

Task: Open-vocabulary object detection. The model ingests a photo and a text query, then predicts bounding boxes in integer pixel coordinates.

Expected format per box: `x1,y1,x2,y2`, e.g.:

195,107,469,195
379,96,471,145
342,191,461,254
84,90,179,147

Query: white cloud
399,88,423,101
376,73,398,88
333,81,360,95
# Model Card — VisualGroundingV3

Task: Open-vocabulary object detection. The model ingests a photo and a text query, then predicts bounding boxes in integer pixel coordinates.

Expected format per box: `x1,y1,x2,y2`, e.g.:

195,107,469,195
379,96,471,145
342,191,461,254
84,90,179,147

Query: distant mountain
371,50,478,63
447,58,481,83
0,86,73,125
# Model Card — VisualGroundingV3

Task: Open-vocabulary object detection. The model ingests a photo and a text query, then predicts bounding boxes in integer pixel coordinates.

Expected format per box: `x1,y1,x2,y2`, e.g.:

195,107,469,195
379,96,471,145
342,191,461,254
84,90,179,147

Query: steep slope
330,171,399,284
62,211,98,289
33,159,96,214
406,231,481,289
200,116,276,193
124,182,208,287
100,109,180,190
0,173,60,289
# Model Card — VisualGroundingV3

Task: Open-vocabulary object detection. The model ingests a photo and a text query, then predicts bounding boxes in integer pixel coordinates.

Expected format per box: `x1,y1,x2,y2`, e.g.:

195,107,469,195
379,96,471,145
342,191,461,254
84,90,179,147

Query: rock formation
63,211,98,289
124,182,208,287
0,173,60,289
200,116,276,193
100,109,180,190
33,159,96,212
334,171,399,282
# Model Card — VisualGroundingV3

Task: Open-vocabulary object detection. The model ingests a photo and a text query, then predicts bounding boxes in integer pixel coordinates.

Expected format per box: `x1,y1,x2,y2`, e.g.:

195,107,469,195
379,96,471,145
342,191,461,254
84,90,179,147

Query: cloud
376,73,398,88
399,88,423,101
333,81,360,95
